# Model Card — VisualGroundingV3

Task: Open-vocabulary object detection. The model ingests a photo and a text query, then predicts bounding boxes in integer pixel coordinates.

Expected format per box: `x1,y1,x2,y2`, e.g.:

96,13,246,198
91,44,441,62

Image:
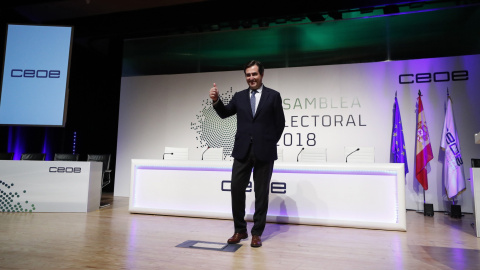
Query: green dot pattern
0,180,35,213
191,87,237,158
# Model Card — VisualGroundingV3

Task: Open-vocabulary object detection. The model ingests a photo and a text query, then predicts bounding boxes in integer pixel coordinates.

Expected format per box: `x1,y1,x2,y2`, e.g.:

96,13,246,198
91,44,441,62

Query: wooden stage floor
1,194,479,270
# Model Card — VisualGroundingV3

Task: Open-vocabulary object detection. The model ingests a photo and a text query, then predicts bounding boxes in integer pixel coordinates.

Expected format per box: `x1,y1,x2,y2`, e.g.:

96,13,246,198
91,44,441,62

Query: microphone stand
297,147,304,162
345,148,360,163
201,146,210,160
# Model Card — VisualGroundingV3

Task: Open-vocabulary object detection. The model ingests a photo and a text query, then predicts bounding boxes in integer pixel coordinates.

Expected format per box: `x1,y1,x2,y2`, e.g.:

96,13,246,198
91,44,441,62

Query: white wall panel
116,55,480,213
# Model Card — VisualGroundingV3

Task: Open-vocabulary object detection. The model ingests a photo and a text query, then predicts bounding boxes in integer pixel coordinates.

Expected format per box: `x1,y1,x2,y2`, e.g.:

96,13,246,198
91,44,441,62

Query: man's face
245,65,263,90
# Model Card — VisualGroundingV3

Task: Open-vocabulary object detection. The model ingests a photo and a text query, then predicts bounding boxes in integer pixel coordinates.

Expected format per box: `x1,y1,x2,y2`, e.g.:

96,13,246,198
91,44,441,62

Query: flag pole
417,89,434,216
447,88,452,206
419,90,425,205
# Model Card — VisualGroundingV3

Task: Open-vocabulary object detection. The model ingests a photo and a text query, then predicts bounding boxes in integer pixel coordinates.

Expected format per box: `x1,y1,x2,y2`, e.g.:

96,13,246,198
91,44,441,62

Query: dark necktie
250,90,257,115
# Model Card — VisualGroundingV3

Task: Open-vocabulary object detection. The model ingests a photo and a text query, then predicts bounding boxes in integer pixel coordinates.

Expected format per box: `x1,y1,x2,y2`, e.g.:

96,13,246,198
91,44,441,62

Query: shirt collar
251,84,263,94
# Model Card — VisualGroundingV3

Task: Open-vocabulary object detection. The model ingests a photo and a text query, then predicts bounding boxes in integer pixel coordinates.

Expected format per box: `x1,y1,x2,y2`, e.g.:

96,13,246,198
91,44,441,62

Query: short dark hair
244,60,264,75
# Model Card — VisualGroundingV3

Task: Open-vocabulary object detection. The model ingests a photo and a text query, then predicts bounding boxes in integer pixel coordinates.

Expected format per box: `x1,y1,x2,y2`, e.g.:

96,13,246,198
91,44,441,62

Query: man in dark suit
209,60,285,247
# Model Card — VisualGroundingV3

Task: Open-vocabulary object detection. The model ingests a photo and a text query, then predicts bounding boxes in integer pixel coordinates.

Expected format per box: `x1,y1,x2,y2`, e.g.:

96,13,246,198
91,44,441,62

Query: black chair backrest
21,153,46,161
472,158,480,168
0,152,14,160
54,153,80,161
87,154,111,172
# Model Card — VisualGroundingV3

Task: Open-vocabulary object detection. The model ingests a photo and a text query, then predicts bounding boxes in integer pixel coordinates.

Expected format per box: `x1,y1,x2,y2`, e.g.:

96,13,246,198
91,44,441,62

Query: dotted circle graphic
0,180,35,213
191,87,237,159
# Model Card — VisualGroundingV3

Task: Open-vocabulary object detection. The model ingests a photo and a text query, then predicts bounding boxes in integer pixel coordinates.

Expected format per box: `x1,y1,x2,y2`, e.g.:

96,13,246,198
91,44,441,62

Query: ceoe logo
11,69,61,78
49,167,81,173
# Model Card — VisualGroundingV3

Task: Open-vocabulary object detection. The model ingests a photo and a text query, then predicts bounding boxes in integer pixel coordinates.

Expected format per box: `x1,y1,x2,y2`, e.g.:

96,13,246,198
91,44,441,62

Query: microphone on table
346,148,360,163
297,147,304,162
201,146,210,160
163,152,173,160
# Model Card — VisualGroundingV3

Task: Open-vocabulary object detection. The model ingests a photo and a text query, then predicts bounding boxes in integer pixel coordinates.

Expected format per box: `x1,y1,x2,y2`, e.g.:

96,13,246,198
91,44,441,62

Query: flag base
424,203,434,216
450,204,462,218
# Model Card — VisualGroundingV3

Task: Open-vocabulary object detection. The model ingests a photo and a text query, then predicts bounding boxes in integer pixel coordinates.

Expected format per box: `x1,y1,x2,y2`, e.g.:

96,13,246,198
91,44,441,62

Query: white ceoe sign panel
130,160,406,231
0,161,102,212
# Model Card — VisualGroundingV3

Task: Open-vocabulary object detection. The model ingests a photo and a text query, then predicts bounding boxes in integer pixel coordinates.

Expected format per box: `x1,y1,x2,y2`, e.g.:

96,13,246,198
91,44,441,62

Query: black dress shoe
251,235,262,247
227,232,248,244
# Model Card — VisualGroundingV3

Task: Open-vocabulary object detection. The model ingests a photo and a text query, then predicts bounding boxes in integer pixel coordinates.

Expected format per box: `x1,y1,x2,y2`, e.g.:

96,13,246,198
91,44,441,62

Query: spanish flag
415,94,434,190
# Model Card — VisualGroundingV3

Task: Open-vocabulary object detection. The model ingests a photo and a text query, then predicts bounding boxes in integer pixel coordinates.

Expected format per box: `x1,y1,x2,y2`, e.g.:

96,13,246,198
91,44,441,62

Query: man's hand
209,83,219,102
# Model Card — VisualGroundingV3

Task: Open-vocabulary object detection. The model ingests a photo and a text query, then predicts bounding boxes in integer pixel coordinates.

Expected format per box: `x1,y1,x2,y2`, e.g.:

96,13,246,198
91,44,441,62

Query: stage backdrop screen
0,24,73,126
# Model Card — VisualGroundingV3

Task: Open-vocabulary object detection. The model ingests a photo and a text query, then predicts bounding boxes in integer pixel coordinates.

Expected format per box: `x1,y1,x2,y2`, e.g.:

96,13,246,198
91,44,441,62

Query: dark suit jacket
213,86,285,161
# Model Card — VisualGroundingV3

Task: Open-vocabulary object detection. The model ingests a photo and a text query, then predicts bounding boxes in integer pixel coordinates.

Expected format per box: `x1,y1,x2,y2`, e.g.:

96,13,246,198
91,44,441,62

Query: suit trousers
231,143,274,236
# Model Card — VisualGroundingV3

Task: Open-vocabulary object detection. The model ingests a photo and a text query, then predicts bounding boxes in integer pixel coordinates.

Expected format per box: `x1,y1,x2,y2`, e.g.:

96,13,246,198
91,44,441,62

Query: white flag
440,95,466,199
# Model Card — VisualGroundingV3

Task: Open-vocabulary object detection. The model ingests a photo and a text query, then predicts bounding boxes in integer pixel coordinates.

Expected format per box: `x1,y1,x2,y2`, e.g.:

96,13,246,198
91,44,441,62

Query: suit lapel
254,87,270,118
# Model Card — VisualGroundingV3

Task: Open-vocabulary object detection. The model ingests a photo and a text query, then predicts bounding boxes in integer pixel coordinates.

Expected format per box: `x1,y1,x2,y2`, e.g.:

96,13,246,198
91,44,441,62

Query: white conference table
129,159,406,231
471,168,480,237
0,160,102,212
